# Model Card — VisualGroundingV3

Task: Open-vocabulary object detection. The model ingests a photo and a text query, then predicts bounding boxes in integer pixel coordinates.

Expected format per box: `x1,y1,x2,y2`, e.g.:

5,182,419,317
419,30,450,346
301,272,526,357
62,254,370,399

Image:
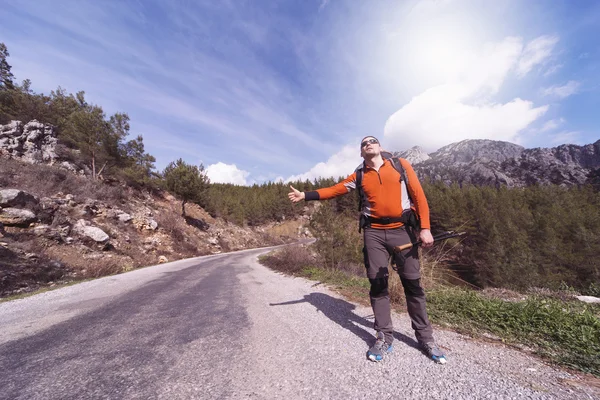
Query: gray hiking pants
363,226,434,344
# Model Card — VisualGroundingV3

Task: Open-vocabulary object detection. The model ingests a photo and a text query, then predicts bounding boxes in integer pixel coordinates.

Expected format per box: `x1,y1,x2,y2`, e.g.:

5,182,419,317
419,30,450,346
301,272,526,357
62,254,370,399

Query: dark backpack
355,151,418,231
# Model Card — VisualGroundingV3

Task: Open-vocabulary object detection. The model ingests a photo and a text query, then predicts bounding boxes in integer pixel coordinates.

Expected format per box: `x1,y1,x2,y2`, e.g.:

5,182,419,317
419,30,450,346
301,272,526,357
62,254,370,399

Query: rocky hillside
0,120,311,297
396,139,600,187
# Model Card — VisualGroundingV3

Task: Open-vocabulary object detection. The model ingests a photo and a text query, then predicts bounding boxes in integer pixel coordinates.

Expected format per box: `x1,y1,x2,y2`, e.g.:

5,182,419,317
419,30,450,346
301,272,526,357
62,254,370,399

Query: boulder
0,208,37,226
0,189,38,207
73,219,109,243
118,213,132,223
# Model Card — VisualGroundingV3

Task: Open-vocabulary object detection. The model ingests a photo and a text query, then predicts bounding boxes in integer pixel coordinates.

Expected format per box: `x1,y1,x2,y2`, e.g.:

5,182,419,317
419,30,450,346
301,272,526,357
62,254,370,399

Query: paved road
0,246,598,399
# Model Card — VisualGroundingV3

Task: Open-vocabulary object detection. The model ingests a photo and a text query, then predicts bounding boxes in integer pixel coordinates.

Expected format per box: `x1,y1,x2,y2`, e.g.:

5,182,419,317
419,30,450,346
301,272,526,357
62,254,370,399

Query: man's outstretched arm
287,173,357,203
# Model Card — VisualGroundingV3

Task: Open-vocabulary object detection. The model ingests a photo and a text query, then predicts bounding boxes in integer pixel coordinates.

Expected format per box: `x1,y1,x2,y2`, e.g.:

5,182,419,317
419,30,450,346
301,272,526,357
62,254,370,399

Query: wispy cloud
540,118,566,132
318,0,330,12
543,81,581,99
550,131,581,145
543,63,563,77
517,35,559,77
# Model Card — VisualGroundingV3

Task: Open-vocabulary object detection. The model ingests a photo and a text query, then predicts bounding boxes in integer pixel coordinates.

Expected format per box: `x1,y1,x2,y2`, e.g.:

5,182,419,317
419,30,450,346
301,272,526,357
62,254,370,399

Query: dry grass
266,219,304,238
42,245,128,278
259,244,317,274
0,158,125,202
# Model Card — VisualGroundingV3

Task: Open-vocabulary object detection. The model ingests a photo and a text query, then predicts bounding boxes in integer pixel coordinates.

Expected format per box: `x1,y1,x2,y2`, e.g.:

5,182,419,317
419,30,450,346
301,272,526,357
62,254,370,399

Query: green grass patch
427,288,600,376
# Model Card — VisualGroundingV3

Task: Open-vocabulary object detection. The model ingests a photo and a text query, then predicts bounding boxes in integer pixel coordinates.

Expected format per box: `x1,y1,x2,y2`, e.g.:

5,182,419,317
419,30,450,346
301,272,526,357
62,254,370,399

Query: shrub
260,245,316,274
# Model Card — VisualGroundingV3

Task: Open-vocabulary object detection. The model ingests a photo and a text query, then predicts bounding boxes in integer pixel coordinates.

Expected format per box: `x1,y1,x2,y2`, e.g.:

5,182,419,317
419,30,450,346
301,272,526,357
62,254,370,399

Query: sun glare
407,24,474,85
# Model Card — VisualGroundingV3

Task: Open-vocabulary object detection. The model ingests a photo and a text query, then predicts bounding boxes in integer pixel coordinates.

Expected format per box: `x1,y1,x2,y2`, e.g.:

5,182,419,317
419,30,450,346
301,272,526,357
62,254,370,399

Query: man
287,136,446,364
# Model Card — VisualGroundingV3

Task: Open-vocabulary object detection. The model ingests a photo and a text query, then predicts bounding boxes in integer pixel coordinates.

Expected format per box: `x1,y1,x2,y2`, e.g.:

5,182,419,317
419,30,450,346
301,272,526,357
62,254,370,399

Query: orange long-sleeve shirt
306,158,430,230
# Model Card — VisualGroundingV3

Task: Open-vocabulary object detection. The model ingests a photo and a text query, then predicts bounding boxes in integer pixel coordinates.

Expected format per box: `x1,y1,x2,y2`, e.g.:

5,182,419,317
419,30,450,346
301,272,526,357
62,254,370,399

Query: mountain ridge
394,138,600,187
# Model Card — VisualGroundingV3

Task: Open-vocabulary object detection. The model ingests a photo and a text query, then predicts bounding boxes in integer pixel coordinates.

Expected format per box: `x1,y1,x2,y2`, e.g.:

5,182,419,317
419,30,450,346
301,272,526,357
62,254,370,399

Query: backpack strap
355,162,365,212
390,157,407,186
390,157,412,205
355,162,367,232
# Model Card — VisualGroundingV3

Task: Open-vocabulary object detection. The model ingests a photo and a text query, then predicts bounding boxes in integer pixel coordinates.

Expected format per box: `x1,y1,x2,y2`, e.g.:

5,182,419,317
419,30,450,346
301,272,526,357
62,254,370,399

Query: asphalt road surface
1,246,598,399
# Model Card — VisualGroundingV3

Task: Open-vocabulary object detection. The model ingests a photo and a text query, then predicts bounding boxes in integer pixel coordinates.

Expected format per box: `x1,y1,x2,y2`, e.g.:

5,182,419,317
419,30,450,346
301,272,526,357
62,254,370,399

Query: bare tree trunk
97,161,108,179
92,152,96,180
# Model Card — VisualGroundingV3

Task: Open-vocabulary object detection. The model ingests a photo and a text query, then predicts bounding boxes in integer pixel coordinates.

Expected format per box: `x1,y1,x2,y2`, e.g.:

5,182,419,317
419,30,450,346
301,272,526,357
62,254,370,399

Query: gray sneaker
421,342,447,364
367,331,393,362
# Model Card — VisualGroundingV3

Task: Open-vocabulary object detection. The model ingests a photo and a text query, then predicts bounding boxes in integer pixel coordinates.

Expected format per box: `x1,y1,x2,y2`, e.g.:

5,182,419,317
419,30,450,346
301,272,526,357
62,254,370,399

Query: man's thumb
290,185,297,192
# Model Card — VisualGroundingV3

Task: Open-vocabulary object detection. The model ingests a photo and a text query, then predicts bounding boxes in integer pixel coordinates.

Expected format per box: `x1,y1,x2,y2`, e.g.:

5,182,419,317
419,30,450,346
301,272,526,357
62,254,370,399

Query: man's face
360,137,381,158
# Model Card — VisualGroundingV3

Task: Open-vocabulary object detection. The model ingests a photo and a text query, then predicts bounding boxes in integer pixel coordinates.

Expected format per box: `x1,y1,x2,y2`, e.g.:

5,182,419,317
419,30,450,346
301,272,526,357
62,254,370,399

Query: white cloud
206,162,250,185
550,131,580,145
543,81,581,99
285,144,362,182
517,35,559,77
540,118,565,132
384,36,550,151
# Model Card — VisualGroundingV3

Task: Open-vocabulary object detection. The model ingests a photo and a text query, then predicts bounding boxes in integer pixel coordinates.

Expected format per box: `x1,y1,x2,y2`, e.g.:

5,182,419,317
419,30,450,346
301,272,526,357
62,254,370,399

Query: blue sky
1,0,599,184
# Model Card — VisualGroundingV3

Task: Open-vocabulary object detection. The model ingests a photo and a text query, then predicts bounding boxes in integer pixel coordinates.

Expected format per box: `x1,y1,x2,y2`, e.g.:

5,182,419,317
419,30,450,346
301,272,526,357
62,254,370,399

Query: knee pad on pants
400,277,424,297
369,277,389,297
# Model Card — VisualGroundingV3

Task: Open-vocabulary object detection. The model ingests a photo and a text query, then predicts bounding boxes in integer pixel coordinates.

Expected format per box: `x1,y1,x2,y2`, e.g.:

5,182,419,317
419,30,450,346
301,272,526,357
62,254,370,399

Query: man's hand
419,229,434,248
288,185,305,203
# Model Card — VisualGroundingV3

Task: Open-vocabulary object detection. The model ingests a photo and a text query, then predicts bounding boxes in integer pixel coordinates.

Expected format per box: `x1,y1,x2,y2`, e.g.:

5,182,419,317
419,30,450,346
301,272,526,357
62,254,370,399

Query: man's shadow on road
269,292,420,350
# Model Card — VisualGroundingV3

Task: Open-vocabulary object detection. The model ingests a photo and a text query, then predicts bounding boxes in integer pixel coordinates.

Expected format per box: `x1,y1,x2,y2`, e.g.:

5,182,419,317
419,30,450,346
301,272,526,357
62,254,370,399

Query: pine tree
0,43,15,90
163,159,210,216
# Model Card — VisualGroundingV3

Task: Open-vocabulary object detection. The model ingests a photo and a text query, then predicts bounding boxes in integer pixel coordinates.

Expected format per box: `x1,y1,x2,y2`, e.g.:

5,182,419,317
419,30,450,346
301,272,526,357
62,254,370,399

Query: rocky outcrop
0,120,58,164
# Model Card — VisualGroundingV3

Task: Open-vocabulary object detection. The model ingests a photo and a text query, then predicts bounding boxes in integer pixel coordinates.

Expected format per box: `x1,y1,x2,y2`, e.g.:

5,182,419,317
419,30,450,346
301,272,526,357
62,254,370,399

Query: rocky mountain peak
393,146,430,164
401,138,600,187
429,139,525,164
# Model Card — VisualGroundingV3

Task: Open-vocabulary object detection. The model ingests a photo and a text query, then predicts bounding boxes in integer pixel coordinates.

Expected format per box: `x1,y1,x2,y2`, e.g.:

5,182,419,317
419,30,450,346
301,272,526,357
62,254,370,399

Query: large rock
0,189,39,208
0,208,37,226
73,219,110,243
0,120,58,164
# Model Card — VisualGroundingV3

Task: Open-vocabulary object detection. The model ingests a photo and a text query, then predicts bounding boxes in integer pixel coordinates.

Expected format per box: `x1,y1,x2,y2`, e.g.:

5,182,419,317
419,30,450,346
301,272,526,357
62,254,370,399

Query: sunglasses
361,138,379,148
